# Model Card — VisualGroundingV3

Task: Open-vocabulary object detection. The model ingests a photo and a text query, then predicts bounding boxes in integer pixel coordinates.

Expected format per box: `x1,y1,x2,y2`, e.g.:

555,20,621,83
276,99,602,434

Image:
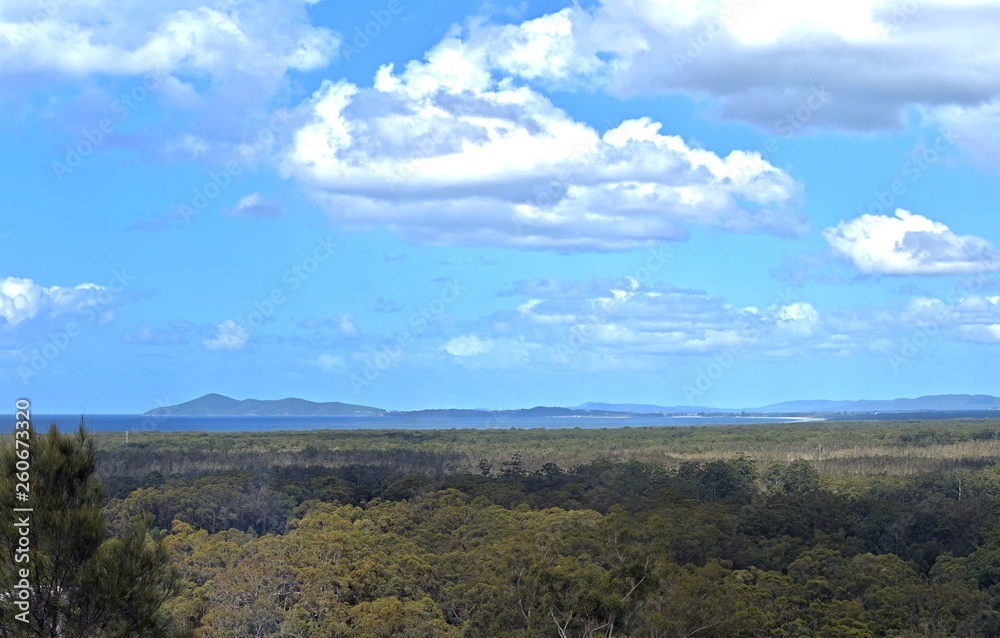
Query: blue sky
2,0,1000,413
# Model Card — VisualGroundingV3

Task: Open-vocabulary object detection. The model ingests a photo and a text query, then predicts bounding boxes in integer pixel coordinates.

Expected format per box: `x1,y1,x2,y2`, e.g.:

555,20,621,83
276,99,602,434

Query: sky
2,0,1000,413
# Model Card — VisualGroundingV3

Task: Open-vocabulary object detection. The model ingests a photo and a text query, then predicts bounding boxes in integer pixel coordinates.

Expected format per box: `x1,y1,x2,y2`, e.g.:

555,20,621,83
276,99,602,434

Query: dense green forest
6,419,1000,636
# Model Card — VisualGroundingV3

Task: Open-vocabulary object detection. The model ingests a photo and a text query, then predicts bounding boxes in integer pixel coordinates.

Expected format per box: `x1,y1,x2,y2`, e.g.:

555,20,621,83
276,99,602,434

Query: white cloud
281,36,804,250
1,0,339,155
13,0,1000,168
926,99,1000,166
1,1,338,80
0,276,116,327
486,0,1000,134
304,353,346,372
497,278,837,362
959,323,1000,343
477,9,608,87
442,334,494,356
899,296,952,326
203,319,249,351
823,209,1000,275
773,301,821,335
383,0,998,166
330,277,1000,376
898,293,1000,343
440,333,536,369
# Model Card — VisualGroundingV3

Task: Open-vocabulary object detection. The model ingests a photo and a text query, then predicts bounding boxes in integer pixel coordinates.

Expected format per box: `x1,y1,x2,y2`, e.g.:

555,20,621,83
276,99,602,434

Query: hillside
143,393,387,417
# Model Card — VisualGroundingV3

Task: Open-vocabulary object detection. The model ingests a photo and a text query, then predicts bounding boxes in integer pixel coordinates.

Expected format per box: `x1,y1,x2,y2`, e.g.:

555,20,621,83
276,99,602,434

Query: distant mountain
145,393,386,417
146,396,623,418
576,394,1000,415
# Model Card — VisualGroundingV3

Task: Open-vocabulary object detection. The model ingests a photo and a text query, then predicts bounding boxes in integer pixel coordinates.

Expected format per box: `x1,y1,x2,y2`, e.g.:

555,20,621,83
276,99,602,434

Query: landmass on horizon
144,393,1000,418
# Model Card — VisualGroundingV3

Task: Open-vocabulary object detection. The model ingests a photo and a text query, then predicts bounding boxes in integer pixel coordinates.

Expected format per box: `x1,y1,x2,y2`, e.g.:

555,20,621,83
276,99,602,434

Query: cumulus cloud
774,301,821,336
0,0,338,80
473,0,1000,134
280,32,804,250
440,334,535,369
364,0,1000,166
341,276,1000,375
823,209,1000,275
203,319,249,351
898,294,1000,343
494,279,1000,366
495,277,841,362
471,8,610,88
926,99,1000,167
0,276,119,327
13,0,1000,167
1,0,339,154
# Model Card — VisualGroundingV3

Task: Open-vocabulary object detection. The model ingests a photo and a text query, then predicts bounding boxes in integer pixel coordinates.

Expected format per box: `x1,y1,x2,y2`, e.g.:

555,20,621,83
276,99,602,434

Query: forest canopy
5,419,1000,636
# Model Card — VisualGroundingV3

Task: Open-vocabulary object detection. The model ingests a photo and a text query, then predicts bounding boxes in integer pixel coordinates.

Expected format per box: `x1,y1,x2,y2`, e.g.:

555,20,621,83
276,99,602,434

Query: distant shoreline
9,412,1000,435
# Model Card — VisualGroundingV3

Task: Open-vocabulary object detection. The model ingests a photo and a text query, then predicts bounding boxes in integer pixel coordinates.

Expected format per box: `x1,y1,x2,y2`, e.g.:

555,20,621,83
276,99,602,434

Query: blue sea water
0,414,813,433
